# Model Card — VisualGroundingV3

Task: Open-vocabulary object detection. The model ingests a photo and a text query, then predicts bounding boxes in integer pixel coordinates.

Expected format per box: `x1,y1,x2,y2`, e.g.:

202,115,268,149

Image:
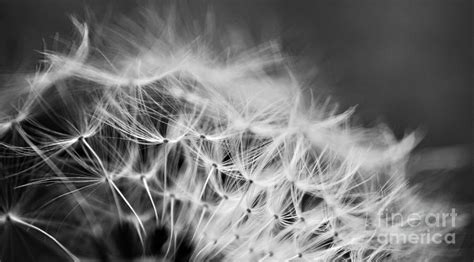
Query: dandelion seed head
0,5,466,262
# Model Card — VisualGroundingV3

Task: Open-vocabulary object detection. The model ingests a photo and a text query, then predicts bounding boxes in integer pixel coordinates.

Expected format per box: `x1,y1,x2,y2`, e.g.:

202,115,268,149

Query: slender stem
108,180,124,222
10,215,79,262
81,138,108,176
191,206,207,242
258,252,271,262
108,179,146,233
164,196,176,259
193,242,212,261
142,176,159,225
199,166,215,200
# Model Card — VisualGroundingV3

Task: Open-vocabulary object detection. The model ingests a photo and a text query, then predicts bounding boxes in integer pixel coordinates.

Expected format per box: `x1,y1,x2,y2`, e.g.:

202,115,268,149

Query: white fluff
0,9,462,262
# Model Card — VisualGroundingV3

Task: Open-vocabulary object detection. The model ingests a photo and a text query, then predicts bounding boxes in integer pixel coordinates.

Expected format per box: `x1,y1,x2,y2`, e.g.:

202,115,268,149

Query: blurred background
0,0,471,259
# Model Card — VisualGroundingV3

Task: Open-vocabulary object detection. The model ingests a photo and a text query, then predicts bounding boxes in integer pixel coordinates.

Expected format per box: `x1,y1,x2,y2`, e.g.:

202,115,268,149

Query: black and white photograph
0,0,471,261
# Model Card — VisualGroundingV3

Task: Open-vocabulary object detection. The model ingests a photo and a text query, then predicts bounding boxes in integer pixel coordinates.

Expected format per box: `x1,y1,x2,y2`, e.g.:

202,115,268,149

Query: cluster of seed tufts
0,17,455,262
